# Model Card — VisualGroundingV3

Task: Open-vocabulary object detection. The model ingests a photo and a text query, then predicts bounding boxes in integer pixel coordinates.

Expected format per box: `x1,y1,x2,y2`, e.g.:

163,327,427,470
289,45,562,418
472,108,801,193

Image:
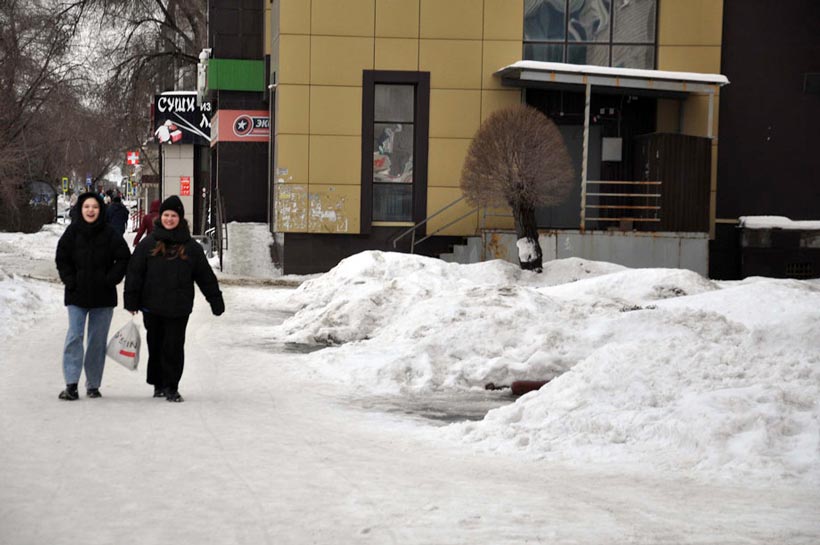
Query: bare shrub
460,104,575,271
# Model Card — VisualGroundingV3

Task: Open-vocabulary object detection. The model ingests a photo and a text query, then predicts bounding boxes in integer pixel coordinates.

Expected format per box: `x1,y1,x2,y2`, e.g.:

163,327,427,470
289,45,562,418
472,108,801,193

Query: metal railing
583,180,662,226
213,188,228,270
390,195,519,255
391,196,477,253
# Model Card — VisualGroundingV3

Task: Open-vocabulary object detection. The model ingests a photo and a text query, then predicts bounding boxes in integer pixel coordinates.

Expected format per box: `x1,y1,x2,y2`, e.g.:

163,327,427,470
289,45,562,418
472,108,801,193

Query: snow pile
0,224,65,280
449,278,820,483
0,269,61,343
278,251,703,394
0,222,66,341
0,223,64,262
280,251,626,348
220,222,281,278
277,251,820,483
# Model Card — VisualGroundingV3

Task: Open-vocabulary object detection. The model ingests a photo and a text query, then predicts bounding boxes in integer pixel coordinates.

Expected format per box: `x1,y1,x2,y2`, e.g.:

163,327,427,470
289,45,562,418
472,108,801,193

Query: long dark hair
150,241,188,260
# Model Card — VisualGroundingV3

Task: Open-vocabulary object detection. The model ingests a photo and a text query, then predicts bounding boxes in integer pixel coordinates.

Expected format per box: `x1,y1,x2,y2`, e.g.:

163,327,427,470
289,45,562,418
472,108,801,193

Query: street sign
61,177,68,192
126,151,140,165
86,174,92,188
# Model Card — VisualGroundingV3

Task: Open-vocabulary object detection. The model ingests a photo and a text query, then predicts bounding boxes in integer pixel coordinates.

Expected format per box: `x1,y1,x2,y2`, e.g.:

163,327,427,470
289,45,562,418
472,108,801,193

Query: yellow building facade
267,0,725,272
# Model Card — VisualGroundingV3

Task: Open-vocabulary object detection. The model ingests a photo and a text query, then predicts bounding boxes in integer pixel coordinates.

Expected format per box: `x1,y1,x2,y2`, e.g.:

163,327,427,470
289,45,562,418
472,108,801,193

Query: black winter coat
56,207,131,308
124,219,224,318
106,201,129,235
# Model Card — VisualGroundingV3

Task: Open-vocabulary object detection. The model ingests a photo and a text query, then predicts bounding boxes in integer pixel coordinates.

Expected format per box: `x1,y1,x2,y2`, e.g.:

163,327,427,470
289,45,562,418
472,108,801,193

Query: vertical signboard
179,176,191,196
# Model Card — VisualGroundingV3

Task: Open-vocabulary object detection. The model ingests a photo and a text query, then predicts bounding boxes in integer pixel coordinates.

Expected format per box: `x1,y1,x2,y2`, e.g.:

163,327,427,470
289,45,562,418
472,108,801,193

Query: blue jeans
62,305,114,389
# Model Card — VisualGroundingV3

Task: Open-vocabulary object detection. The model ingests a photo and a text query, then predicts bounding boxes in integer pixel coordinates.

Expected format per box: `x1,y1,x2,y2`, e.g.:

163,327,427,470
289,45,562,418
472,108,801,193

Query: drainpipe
707,91,714,139
579,80,591,232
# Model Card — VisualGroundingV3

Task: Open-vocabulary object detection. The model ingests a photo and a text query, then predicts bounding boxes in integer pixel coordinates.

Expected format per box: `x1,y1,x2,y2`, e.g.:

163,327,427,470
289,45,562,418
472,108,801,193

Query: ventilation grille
785,262,814,279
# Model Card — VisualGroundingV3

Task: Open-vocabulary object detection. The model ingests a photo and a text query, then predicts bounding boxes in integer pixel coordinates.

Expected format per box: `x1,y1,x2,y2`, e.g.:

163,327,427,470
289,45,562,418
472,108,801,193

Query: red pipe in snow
510,380,550,396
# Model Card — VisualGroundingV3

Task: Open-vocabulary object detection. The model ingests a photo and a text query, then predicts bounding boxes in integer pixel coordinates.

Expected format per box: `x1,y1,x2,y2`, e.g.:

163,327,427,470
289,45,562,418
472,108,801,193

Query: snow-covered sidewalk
1,284,816,545
0,224,818,544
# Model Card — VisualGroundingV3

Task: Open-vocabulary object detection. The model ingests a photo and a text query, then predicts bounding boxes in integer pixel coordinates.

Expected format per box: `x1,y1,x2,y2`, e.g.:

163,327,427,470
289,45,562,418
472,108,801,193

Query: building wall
710,0,820,279
208,1,269,223
162,145,195,217
655,0,724,237
481,230,709,276
272,0,523,238
717,0,820,219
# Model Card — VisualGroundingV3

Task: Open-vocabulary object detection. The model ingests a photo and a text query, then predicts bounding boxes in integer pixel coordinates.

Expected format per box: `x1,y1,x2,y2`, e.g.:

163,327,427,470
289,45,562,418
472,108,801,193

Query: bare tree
460,104,575,272
0,0,87,229
83,0,207,176
0,0,206,231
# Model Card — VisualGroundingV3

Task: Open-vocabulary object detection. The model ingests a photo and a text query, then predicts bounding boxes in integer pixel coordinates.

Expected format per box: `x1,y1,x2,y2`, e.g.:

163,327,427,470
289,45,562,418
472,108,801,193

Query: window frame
361,70,430,234
523,0,658,69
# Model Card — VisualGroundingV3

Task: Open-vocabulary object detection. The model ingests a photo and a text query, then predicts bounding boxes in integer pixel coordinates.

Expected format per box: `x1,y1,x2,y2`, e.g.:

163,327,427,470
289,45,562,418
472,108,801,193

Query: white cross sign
126,151,140,165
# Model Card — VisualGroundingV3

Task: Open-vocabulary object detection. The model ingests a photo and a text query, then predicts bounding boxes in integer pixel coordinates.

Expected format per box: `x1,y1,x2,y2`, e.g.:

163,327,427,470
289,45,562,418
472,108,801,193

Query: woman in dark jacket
105,195,129,235
55,192,131,400
124,196,224,402
133,198,160,246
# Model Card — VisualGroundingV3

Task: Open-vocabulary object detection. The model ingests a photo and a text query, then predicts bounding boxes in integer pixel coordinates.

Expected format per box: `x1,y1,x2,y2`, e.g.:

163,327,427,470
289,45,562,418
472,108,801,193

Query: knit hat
77,191,105,210
159,195,185,218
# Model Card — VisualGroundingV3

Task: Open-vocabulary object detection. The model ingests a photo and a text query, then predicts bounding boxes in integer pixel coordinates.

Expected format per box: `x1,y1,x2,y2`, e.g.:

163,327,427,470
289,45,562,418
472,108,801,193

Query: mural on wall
309,190,350,233
275,184,307,232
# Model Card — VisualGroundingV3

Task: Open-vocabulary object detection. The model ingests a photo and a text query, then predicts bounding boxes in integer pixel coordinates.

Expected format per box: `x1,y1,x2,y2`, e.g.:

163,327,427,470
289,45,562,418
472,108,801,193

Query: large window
361,71,430,231
373,84,415,222
524,0,656,69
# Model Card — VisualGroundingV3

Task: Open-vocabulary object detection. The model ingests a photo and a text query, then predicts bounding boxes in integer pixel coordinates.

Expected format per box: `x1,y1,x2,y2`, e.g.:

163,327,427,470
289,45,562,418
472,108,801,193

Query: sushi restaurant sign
153,92,212,145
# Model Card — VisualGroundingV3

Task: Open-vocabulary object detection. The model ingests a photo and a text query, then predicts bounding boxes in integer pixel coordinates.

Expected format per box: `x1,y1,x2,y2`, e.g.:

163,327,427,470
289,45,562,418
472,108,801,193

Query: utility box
740,223,820,279
602,137,623,162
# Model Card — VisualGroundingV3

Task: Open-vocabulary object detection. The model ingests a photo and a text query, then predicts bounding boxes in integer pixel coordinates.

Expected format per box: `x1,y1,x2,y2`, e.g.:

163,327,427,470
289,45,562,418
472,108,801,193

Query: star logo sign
233,115,254,136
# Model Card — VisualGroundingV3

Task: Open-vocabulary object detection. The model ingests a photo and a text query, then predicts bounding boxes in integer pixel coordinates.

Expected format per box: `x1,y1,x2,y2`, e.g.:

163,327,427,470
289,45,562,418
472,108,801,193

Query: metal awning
496,61,729,97
495,61,730,231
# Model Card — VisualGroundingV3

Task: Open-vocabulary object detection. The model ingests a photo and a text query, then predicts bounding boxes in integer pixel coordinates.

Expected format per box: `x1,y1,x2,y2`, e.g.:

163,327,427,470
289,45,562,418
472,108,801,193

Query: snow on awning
739,216,820,230
495,61,729,96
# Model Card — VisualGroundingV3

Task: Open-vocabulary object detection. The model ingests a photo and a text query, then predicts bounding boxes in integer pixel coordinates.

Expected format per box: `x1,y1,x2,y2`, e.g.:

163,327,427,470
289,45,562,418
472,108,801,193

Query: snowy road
1,281,818,544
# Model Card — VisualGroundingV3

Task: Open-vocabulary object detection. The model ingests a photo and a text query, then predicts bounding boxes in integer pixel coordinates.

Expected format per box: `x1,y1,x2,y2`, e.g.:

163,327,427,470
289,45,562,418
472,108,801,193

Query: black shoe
87,388,102,398
58,383,79,401
165,389,184,403
153,387,166,398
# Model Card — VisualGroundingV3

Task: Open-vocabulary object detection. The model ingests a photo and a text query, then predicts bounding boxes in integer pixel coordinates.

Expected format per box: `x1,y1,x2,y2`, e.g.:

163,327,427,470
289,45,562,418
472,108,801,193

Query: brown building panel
717,0,820,219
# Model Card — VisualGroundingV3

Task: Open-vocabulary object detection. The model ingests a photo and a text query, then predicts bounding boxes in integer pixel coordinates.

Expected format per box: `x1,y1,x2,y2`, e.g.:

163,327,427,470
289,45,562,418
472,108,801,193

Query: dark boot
165,388,184,403
86,388,102,398
153,386,166,398
58,383,79,401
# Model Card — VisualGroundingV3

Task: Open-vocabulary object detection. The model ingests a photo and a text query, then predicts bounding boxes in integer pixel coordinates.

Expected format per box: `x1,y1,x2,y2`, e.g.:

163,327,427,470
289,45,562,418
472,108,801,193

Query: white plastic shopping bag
106,318,141,371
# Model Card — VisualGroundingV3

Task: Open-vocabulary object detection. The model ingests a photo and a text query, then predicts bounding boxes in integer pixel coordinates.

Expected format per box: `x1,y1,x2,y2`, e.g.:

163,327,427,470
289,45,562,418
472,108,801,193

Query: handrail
391,195,467,249
413,206,478,247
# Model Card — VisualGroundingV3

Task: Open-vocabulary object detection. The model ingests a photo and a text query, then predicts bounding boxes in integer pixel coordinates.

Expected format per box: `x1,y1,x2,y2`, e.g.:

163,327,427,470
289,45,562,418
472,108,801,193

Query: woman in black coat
55,192,131,400
124,196,224,402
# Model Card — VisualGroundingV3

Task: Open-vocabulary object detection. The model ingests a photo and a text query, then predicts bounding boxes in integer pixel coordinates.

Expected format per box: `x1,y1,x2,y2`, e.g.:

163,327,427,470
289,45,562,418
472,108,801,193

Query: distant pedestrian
124,196,224,402
55,192,131,400
106,195,129,235
68,192,79,222
133,198,160,247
